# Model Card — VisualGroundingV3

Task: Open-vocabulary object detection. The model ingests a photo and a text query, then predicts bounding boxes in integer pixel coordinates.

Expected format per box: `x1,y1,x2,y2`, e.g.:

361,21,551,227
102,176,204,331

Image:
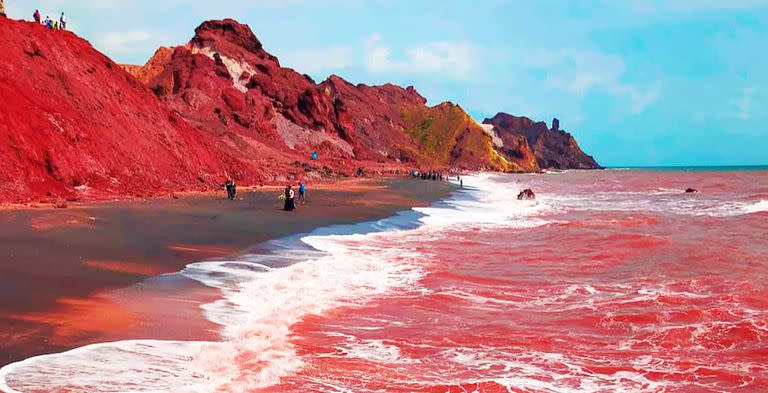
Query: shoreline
0,177,453,367
0,175,434,211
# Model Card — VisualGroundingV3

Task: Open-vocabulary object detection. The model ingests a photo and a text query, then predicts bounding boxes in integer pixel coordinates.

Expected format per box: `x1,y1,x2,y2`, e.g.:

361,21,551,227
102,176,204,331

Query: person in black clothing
283,186,297,211
223,179,236,200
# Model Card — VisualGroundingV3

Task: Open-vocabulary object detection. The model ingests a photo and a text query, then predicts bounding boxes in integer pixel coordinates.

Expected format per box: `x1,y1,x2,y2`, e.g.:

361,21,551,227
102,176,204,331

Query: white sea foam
549,191,768,218
0,174,550,393
439,347,672,393
742,199,768,215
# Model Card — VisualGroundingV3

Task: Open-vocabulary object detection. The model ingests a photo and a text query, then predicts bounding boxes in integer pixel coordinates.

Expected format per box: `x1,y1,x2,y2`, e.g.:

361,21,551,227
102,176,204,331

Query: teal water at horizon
609,166,768,172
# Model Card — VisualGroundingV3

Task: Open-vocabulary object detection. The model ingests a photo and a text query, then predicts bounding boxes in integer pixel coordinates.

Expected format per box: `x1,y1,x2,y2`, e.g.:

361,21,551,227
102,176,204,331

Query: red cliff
0,18,260,204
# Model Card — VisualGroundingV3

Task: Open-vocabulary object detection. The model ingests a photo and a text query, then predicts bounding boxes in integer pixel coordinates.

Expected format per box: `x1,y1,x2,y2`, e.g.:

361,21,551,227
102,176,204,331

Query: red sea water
2,169,767,393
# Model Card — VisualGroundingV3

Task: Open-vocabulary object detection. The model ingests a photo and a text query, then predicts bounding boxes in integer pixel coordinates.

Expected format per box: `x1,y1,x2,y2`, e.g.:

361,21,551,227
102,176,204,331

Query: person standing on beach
284,186,297,211
298,182,306,204
223,179,236,200
229,180,237,200
59,12,66,30
34,10,41,23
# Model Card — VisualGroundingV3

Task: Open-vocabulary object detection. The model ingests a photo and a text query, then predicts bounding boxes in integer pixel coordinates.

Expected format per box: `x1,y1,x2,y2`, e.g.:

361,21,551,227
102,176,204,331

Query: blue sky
7,0,767,166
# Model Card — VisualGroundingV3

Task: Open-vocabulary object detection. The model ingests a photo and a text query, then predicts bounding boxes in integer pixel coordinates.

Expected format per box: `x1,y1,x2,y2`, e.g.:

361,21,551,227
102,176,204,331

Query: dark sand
0,178,452,366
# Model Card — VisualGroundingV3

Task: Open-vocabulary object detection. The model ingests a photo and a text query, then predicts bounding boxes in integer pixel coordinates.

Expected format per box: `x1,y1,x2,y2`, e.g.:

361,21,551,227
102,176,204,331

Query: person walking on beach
298,182,307,204
34,10,41,23
223,179,236,200
284,186,297,212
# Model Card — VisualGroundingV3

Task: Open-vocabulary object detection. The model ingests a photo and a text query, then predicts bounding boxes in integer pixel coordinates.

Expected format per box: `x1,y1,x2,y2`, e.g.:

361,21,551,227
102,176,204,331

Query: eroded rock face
320,75,427,162
484,113,601,170
321,77,532,172
142,19,358,160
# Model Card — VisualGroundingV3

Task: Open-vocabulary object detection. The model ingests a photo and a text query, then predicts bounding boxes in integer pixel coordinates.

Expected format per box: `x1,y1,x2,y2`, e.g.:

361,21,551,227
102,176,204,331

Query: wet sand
0,178,452,366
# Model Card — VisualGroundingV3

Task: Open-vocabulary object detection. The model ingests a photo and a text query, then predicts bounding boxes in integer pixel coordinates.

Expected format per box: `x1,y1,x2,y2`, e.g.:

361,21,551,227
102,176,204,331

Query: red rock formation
321,76,533,171
0,16,601,204
141,19,363,164
319,75,427,162
133,20,531,172
0,18,256,203
483,113,601,170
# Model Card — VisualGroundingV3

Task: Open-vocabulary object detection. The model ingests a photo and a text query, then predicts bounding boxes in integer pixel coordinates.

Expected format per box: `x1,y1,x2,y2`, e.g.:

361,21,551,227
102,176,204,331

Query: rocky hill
0,17,599,204
0,17,261,204
484,113,601,170
320,76,534,171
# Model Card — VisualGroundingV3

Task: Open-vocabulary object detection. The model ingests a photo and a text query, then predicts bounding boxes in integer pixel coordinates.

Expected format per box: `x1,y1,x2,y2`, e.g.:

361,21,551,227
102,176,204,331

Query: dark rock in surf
518,189,536,200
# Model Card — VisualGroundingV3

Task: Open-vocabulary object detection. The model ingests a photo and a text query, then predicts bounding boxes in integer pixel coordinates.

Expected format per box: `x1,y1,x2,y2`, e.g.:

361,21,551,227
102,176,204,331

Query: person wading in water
284,186,297,212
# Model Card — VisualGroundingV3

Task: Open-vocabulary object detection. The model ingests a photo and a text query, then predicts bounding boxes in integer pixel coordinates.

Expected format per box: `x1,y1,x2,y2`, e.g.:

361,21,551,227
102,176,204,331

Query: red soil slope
0,18,256,203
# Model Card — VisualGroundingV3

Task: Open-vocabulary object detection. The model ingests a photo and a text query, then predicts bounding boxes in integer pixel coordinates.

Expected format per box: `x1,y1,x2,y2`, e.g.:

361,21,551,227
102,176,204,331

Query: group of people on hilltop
33,9,66,30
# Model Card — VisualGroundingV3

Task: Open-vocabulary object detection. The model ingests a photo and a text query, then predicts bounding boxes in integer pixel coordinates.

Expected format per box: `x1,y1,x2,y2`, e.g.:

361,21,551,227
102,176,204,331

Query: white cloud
364,34,478,78
280,46,352,74
528,49,661,114
96,30,152,55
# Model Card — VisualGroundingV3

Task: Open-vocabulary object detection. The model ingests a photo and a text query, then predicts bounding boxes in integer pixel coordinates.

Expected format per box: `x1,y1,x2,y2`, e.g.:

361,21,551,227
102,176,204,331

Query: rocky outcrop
140,19,360,162
483,113,601,170
319,75,425,162
320,77,534,172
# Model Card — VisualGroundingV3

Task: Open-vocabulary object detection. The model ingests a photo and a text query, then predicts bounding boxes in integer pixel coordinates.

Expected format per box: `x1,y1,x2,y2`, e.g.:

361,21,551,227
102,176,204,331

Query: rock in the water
517,189,536,200
685,188,698,193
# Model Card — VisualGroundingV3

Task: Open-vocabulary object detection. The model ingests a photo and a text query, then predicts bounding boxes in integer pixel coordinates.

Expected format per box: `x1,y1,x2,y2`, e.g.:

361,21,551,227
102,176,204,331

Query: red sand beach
0,178,451,367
